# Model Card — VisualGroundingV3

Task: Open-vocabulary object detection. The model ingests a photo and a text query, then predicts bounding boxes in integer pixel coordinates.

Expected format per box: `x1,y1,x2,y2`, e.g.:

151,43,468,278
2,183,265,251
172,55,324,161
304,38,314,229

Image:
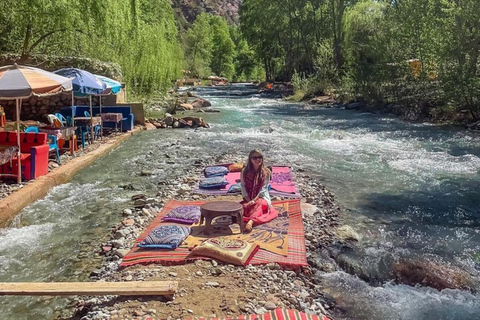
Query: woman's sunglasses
251,156,263,160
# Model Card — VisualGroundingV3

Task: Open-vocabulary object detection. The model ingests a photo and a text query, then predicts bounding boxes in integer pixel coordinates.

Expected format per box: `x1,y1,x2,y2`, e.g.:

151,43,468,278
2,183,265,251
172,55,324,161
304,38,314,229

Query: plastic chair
47,114,62,128
25,126,39,133
75,125,90,149
55,113,68,126
48,135,61,164
84,111,101,140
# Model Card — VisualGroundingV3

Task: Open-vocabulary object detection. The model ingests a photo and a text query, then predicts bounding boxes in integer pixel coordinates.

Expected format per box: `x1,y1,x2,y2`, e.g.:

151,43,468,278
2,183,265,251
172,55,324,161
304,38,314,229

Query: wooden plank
0,281,177,296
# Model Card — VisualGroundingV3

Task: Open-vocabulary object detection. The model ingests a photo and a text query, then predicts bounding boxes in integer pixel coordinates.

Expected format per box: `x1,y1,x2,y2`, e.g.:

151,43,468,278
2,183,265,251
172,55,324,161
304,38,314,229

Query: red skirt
241,199,278,225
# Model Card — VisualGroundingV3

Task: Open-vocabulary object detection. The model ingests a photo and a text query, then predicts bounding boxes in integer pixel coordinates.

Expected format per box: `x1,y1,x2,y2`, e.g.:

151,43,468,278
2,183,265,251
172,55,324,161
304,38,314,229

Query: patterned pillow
227,182,242,194
204,166,229,177
138,225,190,249
228,162,244,172
199,176,228,189
189,237,259,266
163,205,201,224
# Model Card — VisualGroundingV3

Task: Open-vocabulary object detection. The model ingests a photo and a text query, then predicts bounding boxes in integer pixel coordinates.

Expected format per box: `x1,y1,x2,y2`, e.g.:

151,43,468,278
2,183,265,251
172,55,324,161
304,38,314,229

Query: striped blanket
187,308,329,320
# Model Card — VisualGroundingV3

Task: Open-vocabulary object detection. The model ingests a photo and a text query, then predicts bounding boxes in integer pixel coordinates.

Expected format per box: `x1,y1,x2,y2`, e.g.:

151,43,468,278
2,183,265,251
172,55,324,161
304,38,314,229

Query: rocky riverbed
65,149,342,320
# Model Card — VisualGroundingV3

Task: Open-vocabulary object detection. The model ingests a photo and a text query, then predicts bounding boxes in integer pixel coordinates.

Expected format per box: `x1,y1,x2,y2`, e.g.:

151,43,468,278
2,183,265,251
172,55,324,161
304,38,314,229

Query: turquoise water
0,84,479,319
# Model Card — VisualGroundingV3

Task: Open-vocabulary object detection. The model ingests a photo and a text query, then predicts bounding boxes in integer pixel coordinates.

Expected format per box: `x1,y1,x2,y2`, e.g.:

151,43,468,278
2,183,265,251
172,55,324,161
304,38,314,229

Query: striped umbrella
0,64,72,183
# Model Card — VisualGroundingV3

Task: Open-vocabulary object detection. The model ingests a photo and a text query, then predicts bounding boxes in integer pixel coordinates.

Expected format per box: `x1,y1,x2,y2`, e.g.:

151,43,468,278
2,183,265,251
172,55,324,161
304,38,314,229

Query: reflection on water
0,84,479,319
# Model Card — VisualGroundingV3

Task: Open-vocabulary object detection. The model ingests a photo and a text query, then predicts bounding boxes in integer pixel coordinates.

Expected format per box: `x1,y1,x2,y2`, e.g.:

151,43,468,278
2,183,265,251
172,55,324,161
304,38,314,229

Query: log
0,281,177,296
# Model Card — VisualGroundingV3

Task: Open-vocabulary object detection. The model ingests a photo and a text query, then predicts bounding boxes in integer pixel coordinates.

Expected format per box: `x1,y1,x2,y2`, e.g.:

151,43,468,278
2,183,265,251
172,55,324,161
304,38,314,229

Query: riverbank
304,94,480,130
65,150,342,320
0,128,142,227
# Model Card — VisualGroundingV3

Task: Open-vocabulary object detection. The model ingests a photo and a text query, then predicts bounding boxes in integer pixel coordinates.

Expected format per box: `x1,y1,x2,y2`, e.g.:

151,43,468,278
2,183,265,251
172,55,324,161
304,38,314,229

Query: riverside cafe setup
0,64,72,183
54,68,124,142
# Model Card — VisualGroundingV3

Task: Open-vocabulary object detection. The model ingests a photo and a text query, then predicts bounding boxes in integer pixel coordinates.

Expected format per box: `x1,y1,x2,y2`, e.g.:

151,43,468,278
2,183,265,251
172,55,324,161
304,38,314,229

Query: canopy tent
54,68,106,142
93,74,122,113
0,64,72,183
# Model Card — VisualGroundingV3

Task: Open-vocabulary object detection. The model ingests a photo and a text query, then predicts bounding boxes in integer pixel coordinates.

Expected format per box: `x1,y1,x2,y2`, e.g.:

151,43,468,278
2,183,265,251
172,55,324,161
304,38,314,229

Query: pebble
168,272,178,277
205,281,220,287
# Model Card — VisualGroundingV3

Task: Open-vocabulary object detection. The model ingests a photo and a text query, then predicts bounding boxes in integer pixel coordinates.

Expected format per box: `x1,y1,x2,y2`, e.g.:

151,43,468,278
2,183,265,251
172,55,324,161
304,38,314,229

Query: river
0,84,479,319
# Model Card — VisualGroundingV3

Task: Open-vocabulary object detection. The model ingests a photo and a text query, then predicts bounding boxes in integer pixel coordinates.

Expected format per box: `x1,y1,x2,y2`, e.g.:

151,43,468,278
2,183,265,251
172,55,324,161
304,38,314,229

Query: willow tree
0,0,183,95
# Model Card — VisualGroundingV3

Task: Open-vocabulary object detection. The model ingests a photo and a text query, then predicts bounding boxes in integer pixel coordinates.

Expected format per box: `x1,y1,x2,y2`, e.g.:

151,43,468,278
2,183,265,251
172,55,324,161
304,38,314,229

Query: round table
200,201,244,235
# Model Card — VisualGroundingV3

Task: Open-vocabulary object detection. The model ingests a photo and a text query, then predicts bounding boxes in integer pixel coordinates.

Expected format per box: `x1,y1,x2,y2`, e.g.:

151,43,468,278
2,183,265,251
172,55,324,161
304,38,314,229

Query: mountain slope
171,0,242,27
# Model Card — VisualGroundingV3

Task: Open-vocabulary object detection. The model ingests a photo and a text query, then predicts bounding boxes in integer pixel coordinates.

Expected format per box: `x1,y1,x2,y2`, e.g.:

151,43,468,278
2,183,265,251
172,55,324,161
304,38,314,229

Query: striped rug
186,308,329,320
120,199,307,269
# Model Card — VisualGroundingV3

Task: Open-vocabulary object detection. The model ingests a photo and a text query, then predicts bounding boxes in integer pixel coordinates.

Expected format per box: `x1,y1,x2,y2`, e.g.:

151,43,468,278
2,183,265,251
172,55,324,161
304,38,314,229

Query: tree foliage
184,13,262,81
240,0,480,117
0,0,183,95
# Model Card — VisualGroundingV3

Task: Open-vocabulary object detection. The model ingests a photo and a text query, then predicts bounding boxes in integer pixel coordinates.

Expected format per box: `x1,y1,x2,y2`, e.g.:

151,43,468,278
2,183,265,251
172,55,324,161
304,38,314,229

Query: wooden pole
0,281,178,296
89,95,94,143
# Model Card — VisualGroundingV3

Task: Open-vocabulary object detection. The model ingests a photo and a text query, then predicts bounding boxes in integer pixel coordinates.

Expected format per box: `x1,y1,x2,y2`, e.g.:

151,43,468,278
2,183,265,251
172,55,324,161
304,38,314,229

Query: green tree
185,13,214,77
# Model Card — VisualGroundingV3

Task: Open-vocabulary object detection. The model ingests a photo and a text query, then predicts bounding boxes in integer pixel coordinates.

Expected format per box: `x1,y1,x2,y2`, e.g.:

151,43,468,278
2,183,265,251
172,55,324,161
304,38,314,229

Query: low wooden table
200,201,244,235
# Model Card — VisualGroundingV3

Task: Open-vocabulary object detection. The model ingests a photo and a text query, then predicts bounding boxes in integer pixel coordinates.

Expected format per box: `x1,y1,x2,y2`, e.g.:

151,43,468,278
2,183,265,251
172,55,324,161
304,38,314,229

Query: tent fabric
0,64,72,98
54,68,106,96
95,75,122,94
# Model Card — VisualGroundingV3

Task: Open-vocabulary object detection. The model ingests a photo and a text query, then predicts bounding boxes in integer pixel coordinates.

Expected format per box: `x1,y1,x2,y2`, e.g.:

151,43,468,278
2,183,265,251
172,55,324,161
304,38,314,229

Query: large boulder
392,260,477,292
179,103,194,110
335,225,362,242
163,115,174,126
191,98,211,108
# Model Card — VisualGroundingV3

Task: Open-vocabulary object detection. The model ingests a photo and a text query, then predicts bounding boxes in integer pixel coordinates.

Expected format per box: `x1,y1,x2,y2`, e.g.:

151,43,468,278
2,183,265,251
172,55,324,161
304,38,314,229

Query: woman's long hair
243,149,271,187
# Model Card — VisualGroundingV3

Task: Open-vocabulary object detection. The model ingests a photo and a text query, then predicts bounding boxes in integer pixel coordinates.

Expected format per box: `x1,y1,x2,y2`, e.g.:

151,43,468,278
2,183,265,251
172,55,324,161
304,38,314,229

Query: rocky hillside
171,0,242,27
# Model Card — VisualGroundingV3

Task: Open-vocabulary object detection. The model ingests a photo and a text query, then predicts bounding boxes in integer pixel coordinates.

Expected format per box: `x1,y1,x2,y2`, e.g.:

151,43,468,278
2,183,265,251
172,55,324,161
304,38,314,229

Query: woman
241,150,278,233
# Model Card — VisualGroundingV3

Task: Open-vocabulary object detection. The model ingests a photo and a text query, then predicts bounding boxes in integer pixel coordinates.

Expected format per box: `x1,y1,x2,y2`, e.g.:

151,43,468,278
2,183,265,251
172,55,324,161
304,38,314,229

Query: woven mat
120,199,307,269
186,308,329,320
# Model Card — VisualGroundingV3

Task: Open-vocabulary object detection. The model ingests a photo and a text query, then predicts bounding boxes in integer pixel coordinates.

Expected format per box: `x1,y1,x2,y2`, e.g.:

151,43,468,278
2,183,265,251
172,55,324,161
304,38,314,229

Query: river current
0,84,479,319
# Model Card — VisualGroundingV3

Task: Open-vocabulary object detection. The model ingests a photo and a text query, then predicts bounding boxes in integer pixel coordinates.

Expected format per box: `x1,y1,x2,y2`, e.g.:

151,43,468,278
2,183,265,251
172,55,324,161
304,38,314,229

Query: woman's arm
256,172,270,200
240,169,251,202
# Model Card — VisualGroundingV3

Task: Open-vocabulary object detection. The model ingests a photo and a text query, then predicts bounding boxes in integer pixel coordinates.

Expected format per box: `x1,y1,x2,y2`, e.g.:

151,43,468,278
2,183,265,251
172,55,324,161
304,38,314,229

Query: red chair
0,132,49,180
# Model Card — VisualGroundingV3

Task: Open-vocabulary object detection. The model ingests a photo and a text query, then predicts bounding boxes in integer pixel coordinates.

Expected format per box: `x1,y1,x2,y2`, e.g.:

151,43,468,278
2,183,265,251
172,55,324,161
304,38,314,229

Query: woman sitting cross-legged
241,149,278,233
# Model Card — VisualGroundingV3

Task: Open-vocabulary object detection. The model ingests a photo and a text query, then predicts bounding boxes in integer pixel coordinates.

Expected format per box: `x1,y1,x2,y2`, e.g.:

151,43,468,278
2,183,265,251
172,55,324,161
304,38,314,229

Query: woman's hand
247,199,256,206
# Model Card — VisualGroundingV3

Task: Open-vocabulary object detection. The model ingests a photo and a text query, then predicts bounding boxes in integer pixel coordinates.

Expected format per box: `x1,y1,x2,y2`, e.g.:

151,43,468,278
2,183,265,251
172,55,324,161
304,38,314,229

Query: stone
164,115,174,126
122,209,132,216
301,203,319,217
205,281,220,287
140,170,153,176
191,98,211,108
168,272,178,277
110,239,125,248
122,219,135,226
179,103,194,110
335,225,362,242
114,229,129,239
115,249,129,258
125,275,133,281
392,260,477,292
264,301,276,310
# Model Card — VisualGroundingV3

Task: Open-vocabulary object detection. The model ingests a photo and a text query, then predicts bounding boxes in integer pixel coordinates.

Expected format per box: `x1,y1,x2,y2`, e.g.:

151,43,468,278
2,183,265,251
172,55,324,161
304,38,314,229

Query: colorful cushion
199,176,228,189
163,205,201,224
138,225,190,249
189,237,259,266
228,162,244,172
204,166,229,177
227,182,242,193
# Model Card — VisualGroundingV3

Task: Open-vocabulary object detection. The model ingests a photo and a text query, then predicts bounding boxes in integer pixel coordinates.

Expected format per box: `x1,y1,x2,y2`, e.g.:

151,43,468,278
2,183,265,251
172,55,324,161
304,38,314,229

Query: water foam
321,271,480,320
